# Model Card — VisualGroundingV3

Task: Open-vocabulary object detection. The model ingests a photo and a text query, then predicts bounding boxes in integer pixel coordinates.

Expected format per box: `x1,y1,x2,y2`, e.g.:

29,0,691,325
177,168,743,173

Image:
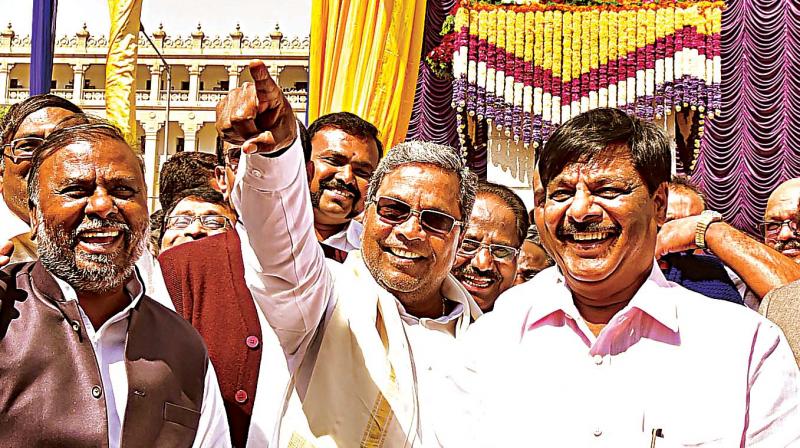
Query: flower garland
433,0,724,149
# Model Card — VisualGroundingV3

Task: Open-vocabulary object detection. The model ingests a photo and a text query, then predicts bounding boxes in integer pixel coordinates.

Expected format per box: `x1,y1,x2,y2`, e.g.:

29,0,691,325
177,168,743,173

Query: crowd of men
1,60,799,447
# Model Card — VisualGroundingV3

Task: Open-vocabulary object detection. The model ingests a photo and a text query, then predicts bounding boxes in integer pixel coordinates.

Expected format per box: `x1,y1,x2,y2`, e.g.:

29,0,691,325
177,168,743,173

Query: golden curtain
105,0,142,147
309,0,427,149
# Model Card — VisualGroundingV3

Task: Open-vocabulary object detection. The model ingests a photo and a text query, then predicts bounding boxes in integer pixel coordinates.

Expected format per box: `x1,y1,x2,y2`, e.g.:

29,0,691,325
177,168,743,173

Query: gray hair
366,140,478,223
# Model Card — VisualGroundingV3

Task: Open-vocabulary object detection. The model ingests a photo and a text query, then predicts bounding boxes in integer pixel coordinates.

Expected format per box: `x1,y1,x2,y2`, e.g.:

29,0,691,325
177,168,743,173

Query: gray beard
36,211,147,294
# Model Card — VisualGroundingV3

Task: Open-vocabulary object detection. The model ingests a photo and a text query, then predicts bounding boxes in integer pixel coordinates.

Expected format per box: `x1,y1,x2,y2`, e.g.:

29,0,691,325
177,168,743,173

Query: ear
653,182,669,227
214,166,229,198
305,160,314,183
29,202,39,241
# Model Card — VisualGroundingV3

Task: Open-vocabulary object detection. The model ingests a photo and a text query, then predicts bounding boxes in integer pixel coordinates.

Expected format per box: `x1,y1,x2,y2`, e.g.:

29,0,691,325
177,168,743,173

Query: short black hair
27,114,142,208
475,180,529,247
306,112,383,162
161,186,231,240
669,174,706,209
159,151,217,210
1,94,82,169
538,108,670,195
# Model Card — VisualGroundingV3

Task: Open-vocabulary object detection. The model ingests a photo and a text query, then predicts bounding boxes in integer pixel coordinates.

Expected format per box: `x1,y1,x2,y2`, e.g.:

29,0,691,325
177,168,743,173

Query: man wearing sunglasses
1,94,81,263
216,60,481,446
451,181,529,312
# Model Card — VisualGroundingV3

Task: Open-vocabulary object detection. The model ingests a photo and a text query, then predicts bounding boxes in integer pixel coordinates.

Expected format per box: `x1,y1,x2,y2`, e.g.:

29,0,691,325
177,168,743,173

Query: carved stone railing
8,88,29,101
82,89,105,102
284,89,308,108
51,89,74,100
198,90,226,103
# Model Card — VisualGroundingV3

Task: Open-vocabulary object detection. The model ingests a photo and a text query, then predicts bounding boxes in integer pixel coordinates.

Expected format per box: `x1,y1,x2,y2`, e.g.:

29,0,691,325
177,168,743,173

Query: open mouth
386,246,424,260
76,228,123,254
560,229,619,252
324,187,355,201
458,273,495,290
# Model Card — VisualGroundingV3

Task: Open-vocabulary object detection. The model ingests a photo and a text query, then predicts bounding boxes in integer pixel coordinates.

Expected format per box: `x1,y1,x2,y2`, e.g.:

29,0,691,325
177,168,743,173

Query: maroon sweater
159,230,261,448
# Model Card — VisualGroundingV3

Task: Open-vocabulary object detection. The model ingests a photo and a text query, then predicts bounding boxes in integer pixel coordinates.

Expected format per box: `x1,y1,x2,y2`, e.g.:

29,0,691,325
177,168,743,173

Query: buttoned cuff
237,123,304,192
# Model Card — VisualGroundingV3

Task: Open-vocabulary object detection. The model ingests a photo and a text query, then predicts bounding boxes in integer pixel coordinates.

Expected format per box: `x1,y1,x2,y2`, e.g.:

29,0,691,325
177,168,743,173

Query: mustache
557,222,620,237
452,263,501,283
319,178,360,199
774,238,800,252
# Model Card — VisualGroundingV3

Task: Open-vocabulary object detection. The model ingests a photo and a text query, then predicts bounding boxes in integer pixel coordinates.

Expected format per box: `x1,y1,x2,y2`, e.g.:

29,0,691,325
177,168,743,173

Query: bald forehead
765,179,800,220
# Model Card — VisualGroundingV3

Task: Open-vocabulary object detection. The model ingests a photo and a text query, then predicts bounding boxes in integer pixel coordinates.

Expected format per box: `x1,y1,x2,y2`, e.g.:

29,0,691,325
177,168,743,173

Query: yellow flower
599,11,609,66
528,11,537,65
516,8,525,61
562,11,572,84
582,10,591,75
608,11,618,62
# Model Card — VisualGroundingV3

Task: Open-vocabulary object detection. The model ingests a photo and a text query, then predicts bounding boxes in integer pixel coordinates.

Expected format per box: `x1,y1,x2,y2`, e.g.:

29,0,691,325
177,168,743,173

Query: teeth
327,188,353,198
461,274,492,288
81,230,120,238
389,248,422,259
572,232,611,241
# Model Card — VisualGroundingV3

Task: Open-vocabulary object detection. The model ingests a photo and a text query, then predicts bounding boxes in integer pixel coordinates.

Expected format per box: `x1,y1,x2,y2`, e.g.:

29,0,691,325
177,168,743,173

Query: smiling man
215,60,481,446
763,178,800,263
305,112,382,251
0,115,229,446
457,108,800,446
452,181,528,311
159,186,236,252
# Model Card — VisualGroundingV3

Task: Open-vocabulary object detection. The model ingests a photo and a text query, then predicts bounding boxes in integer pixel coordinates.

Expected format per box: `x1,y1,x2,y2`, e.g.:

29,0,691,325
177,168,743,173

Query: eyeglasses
759,219,799,237
459,238,520,261
372,196,462,235
165,214,232,231
1,136,44,163
225,146,241,172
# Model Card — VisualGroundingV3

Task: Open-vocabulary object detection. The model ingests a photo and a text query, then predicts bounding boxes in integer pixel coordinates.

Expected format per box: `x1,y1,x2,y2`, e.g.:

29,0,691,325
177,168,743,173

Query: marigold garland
433,0,724,149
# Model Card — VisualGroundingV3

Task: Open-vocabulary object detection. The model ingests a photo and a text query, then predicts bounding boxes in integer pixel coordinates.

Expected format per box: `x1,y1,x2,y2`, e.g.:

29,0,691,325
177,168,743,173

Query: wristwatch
694,210,723,249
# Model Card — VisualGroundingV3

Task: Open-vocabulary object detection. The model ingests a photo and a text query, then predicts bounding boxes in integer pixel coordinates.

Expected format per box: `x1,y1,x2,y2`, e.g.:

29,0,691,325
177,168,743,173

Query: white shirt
53,271,231,448
451,264,800,447
322,219,363,252
232,133,481,445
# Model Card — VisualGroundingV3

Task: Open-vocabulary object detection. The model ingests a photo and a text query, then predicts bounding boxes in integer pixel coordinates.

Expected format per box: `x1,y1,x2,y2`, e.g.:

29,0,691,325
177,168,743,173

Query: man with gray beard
0,115,230,447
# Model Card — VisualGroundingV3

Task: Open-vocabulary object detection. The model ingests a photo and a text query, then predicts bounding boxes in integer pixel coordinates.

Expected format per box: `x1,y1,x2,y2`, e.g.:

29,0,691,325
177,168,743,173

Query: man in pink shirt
455,108,800,447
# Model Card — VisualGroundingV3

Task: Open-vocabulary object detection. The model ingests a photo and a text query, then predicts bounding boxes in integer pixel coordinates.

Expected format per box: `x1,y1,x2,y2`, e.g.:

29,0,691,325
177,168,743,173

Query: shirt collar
52,267,146,311
0,198,30,242
322,219,363,252
523,262,679,334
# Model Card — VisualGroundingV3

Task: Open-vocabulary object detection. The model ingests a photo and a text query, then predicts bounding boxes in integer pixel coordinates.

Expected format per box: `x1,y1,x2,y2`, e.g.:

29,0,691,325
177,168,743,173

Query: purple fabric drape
30,0,58,95
693,0,800,236
406,0,459,148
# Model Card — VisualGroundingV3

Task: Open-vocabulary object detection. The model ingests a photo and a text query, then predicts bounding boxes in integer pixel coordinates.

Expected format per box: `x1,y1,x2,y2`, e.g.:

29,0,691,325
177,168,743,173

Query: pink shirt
451,264,800,447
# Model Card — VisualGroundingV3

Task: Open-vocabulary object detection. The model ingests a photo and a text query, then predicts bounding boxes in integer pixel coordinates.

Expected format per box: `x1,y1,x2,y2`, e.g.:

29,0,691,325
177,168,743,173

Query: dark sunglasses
373,196,462,235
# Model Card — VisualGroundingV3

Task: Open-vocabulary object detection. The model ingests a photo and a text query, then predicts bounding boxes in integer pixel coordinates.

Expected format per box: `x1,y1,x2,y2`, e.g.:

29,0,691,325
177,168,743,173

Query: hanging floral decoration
434,0,724,149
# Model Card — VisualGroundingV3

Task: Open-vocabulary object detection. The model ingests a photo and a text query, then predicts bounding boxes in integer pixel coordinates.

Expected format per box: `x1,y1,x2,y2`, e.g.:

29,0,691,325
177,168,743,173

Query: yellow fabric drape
105,0,142,148
309,0,427,149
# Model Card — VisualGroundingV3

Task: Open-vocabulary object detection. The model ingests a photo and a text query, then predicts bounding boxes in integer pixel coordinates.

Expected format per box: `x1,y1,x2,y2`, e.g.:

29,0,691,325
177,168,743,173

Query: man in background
513,225,554,286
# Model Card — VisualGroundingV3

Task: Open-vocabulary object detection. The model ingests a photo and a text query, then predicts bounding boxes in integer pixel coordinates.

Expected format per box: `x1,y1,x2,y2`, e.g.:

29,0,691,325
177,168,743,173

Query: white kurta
232,133,481,446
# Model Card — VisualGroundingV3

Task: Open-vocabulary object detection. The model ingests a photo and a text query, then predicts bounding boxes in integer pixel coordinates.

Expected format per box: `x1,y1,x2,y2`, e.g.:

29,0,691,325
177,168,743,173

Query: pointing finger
248,59,280,108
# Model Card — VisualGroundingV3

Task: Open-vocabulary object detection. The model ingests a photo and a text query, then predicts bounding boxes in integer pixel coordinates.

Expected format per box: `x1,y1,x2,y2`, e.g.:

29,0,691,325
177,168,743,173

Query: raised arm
218,61,333,371
656,217,800,300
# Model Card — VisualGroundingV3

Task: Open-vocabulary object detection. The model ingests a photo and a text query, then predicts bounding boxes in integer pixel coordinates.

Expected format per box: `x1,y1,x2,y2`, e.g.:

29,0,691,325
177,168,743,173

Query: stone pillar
188,64,205,101
76,23,90,52
230,24,243,52
1,23,14,52
191,24,205,50
226,65,241,90
71,64,87,103
269,65,281,84
0,62,14,102
180,117,201,152
141,117,162,210
269,24,283,50
149,64,163,101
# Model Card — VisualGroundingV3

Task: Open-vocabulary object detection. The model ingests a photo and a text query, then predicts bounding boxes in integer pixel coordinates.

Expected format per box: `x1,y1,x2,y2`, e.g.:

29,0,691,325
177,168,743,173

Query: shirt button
246,335,260,349
593,428,603,437
234,389,248,404
593,354,603,365
91,385,103,399
251,169,263,178
71,321,81,332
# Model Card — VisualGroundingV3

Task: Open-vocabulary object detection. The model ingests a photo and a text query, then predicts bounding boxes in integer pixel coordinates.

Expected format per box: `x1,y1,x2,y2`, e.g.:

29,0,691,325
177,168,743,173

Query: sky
0,0,311,39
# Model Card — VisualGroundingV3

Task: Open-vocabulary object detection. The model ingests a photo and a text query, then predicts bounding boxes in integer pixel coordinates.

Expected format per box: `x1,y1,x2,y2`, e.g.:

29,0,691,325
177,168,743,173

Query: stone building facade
0,22,309,206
